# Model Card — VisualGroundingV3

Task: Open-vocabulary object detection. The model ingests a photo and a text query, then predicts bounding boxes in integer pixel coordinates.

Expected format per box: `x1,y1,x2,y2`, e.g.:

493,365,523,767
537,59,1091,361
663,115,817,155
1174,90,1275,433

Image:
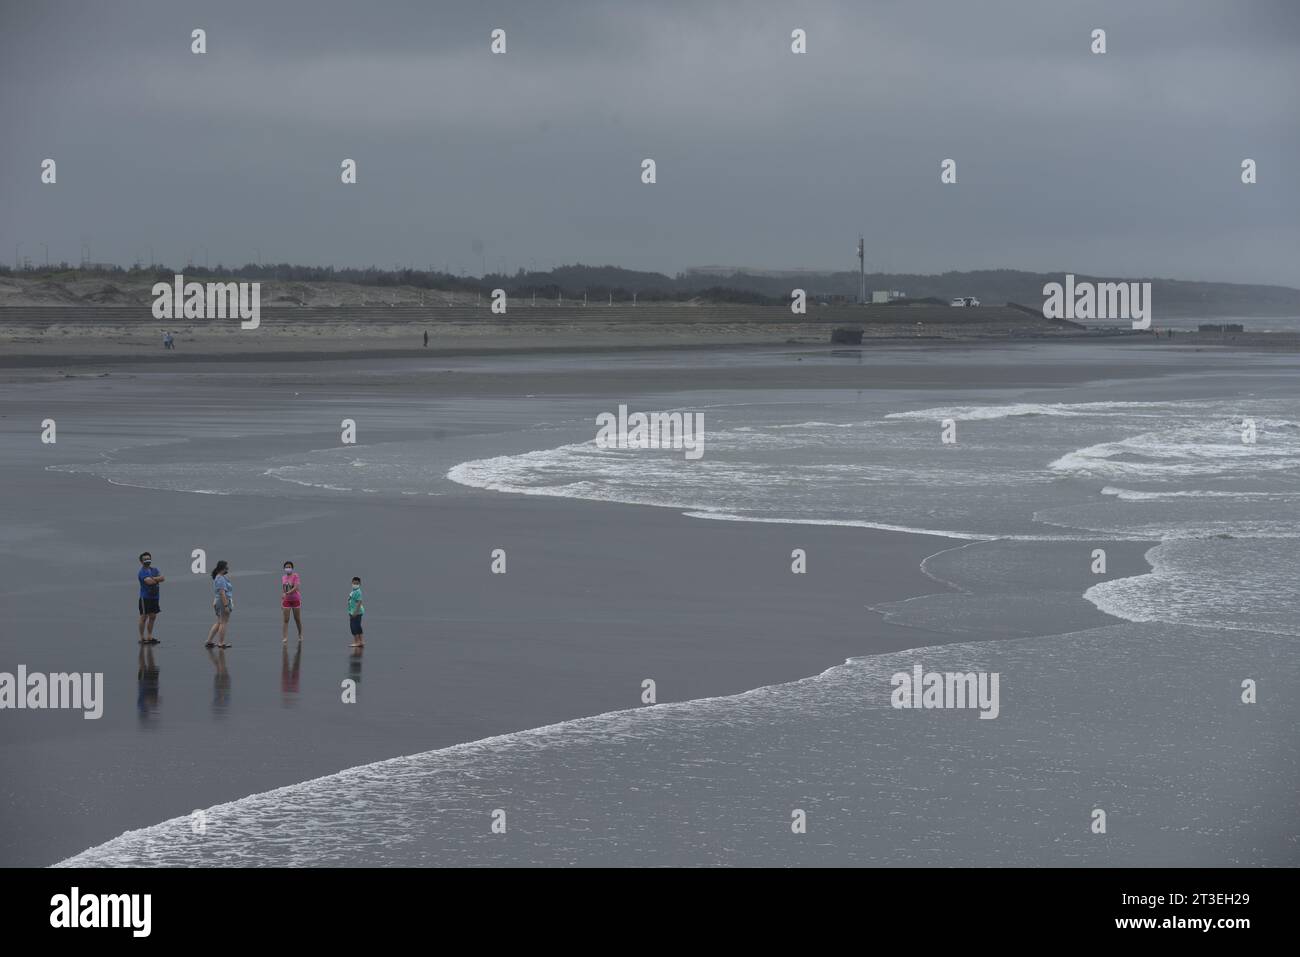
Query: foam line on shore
53,620,1134,868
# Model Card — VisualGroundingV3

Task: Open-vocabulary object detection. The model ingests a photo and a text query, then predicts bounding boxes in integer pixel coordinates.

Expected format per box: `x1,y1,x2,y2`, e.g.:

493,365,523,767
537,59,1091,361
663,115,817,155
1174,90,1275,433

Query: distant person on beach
137,551,164,644
281,560,303,643
206,560,233,648
423,330,428,348
347,576,365,647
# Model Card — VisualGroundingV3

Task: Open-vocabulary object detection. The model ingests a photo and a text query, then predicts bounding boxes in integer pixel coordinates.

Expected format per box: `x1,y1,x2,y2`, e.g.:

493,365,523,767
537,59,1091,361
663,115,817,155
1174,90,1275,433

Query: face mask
284,568,293,573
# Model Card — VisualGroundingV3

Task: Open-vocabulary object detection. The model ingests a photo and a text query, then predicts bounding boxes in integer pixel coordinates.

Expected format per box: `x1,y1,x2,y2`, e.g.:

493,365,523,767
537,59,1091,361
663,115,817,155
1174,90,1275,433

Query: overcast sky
2,0,1297,284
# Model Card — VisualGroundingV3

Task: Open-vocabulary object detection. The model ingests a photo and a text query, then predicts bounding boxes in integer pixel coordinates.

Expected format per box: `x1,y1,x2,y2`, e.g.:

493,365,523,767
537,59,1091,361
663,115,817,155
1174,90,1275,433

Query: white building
871,290,906,304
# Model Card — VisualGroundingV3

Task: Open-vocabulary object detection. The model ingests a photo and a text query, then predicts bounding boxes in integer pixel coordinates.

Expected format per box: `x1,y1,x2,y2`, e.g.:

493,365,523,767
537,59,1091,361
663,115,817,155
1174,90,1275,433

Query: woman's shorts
138,597,161,615
213,601,232,619
282,599,302,609
349,615,364,635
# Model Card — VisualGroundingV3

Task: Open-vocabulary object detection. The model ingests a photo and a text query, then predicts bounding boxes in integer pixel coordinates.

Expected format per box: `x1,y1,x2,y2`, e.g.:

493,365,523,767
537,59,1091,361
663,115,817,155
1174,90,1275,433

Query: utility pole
857,234,865,305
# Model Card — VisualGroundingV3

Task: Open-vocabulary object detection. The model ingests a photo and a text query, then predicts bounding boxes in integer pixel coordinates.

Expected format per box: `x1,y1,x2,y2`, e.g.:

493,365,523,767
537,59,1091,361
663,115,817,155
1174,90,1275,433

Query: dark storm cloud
1,0,1297,283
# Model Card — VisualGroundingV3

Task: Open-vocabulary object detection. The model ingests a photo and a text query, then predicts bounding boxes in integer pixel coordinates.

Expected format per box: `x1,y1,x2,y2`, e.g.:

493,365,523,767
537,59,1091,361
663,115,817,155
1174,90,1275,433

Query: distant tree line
2,262,1297,314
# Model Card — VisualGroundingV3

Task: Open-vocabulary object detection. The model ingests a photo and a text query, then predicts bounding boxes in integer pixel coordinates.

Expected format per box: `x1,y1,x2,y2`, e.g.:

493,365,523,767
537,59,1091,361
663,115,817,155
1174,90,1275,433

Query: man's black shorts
139,597,161,615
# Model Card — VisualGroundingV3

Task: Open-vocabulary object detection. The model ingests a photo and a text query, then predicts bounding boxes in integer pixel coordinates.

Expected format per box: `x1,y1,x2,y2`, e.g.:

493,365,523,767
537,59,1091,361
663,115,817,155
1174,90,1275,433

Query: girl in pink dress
281,561,303,643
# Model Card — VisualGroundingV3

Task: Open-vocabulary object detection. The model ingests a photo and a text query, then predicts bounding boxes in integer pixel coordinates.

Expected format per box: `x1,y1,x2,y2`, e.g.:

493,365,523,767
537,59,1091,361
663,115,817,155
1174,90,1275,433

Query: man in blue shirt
137,551,165,644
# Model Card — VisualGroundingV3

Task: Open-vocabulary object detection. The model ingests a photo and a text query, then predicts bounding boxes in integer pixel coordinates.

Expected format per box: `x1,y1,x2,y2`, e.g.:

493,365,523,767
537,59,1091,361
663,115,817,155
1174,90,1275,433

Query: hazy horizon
6,261,1300,295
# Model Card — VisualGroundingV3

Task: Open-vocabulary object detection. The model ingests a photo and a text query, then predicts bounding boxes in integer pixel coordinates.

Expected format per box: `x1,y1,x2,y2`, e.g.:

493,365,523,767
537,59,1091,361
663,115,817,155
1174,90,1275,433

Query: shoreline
47,487,1154,868
7,301,1299,371
0,332,1095,370
2,466,996,866
5,330,1295,374
0,339,1276,391
0,343,1244,865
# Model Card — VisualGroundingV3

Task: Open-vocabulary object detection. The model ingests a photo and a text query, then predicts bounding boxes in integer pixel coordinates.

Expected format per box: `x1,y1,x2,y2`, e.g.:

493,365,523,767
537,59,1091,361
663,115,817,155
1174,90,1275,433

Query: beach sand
0,298,1110,369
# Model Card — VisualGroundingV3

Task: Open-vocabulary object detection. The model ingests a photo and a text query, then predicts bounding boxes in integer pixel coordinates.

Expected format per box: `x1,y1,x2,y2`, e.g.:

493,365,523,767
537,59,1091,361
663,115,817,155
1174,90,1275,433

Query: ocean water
42,353,1300,866
447,393,1300,634
57,623,1298,866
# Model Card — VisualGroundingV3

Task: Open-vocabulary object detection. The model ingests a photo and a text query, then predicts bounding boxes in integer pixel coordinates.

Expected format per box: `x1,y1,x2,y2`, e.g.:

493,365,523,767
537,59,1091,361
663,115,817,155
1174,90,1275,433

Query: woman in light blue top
205,560,234,649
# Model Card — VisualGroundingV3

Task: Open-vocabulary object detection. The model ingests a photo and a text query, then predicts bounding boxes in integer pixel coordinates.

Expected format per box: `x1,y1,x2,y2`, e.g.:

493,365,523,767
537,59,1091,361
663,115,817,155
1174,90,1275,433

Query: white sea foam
55,621,1298,867
1099,485,1292,502
678,510,1128,542
680,510,998,540
1084,538,1300,637
1050,419,1300,481
885,401,1178,422
767,420,862,429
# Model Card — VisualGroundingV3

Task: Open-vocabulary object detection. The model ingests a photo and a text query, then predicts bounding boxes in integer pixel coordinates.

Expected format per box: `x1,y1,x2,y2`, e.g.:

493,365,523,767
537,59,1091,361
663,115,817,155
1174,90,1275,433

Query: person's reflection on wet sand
208,647,231,716
344,645,363,702
281,642,301,707
136,645,160,724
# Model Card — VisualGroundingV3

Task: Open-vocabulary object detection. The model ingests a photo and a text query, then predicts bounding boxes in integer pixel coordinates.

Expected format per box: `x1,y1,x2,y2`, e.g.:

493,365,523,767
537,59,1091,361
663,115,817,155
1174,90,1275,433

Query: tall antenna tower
857,234,865,304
